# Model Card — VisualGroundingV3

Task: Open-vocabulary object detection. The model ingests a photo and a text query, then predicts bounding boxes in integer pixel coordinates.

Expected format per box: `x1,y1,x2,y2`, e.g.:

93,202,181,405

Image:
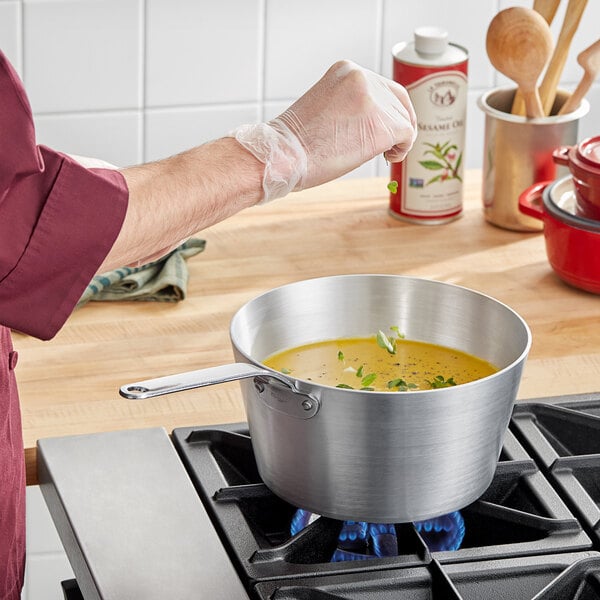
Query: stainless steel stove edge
37,428,250,600
38,451,100,600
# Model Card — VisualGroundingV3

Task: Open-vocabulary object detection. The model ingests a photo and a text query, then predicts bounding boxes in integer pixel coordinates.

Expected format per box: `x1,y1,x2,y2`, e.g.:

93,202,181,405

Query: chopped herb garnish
331,328,455,393
428,375,457,389
360,387,375,391
376,330,396,354
390,326,405,339
281,367,292,374
361,373,377,387
387,378,418,392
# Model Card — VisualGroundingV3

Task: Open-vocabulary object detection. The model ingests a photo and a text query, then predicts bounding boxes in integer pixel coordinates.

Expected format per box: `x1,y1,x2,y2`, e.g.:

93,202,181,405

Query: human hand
229,60,417,203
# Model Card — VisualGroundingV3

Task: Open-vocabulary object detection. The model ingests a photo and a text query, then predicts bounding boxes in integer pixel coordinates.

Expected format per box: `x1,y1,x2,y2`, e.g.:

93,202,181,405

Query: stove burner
414,511,465,552
169,421,593,582
290,508,465,561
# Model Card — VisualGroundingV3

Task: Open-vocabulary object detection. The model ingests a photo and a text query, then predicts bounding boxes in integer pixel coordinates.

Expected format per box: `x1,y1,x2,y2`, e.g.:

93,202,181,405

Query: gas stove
38,392,600,600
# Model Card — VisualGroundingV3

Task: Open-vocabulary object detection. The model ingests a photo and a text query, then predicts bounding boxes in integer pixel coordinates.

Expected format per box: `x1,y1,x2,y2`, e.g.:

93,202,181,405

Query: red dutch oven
519,176,600,294
552,135,600,220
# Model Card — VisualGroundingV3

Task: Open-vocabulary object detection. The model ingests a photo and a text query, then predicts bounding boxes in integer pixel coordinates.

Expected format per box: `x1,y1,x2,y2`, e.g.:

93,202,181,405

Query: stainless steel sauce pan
121,275,531,523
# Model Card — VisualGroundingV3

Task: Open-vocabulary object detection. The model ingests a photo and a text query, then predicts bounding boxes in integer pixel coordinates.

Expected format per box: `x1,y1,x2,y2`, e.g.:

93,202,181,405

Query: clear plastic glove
229,60,417,203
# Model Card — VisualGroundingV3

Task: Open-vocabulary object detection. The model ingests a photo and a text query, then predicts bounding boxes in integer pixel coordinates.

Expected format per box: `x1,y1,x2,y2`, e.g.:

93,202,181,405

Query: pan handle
120,363,320,419
518,180,551,220
119,362,294,399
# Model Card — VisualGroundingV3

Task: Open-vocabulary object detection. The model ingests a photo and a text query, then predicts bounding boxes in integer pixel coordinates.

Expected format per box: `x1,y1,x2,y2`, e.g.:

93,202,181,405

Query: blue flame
289,508,465,561
414,511,465,552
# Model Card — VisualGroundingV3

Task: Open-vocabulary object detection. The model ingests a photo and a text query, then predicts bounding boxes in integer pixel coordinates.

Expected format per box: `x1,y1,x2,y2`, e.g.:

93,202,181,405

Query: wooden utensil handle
538,0,588,115
523,88,545,118
558,71,593,114
511,91,526,116
532,0,562,25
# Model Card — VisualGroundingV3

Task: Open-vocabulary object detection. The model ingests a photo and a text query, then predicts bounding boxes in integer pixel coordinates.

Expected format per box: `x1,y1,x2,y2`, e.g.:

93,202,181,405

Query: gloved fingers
384,142,414,163
381,79,417,130
333,62,417,163
365,77,417,161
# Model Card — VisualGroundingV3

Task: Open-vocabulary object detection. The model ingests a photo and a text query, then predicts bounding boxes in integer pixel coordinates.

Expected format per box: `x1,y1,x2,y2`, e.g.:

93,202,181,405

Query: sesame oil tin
390,28,468,224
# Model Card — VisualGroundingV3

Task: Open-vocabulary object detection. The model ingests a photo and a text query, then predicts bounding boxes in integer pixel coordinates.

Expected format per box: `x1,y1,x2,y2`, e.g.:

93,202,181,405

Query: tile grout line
375,0,384,75
375,0,385,177
18,0,24,79
140,0,147,164
258,0,266,123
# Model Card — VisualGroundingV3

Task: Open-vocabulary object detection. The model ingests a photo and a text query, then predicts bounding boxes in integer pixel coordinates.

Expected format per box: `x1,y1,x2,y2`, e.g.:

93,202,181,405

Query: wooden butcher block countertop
14,170,600,485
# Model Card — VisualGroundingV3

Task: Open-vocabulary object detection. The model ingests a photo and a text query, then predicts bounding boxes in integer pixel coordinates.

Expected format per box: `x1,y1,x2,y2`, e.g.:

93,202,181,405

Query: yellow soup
263,333,498,392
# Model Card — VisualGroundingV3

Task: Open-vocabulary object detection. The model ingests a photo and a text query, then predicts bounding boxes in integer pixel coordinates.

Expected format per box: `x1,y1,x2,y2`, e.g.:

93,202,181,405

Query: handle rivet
302,400,313,411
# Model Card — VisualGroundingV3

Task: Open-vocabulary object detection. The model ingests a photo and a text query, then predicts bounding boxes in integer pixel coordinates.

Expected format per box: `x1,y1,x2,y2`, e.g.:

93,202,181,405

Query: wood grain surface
14,170,600,484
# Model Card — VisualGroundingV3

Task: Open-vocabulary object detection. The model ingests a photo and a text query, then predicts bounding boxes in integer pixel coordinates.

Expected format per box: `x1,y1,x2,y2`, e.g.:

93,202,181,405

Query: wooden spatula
538,0,588,115
558,38,600,114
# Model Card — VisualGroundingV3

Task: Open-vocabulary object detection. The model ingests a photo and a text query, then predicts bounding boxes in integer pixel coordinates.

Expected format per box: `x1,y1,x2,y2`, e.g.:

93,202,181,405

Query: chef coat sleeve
0,50,129,340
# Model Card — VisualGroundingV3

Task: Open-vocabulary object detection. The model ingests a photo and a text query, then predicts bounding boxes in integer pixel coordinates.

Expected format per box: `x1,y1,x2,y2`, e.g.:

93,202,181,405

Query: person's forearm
98,60,416,274
98,137,263,272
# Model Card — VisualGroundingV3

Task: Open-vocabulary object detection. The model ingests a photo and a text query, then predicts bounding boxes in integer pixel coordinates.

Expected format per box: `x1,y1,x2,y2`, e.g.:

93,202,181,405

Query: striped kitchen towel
77,238,206,306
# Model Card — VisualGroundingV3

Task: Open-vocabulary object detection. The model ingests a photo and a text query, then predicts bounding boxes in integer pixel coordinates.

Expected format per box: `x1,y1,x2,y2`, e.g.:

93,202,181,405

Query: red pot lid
575,136,600,171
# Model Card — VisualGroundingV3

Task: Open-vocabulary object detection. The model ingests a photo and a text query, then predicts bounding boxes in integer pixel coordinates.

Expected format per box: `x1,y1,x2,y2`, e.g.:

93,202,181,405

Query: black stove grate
513,397,600,550
171,421,591,584
253,553,600,599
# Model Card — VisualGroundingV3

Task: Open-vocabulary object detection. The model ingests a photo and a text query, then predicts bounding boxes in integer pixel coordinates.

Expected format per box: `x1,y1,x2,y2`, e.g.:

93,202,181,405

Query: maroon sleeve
0,51,128,340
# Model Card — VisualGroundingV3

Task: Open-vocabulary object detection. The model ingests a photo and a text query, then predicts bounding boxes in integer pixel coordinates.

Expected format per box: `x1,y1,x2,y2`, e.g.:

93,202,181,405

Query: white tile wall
265,0,380,99
2,0,599,171
145,104,259,162
146,0,261,107
35,111,142,167
0,0,599,597
0,1,21,72
23,0,143,113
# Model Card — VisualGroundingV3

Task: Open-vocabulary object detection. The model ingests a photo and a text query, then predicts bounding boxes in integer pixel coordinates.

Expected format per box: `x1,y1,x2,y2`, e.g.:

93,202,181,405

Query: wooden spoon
486,7,553,118
533,0,562,25
511,0,561,115
558,38,600,114
538,0,588,115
